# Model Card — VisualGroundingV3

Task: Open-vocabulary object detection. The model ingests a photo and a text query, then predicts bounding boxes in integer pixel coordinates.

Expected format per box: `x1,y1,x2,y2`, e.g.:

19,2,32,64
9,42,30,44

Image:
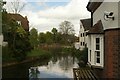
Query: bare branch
10,0,26,14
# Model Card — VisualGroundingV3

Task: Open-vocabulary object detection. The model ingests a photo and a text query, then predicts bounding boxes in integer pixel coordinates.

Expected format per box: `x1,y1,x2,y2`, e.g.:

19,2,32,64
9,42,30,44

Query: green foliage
29,28,38,48
38,32,46,44
75,48,88,67
51,28,57,43
2,45,15,63
45,31,53,44
2,12,31,61
27,48,52,60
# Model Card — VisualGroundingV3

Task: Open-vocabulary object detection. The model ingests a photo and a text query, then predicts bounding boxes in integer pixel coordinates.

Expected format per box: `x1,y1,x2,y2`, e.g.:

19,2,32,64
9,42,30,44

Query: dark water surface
2,54,79,79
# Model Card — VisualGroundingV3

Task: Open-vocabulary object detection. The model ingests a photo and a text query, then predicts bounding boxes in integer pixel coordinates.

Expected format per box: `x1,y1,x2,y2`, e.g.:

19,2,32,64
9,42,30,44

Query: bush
27,48,52,60
2,46,15,63
74,48,88,67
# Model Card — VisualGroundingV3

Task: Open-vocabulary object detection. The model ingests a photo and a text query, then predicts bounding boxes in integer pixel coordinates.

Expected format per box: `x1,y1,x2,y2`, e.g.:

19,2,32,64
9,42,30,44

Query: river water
3,54,79,79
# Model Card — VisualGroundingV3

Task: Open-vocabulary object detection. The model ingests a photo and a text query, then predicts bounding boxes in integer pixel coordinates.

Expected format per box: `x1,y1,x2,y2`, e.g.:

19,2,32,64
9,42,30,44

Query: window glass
81,33,82,37
96,38,100,50
90,50,91,61
96,51,100,63
81,42,82,46
83,42,85,46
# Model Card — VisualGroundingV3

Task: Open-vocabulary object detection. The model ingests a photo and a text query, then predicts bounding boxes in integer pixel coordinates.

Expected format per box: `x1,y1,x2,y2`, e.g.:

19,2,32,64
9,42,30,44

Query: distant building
87,0,120,78
79,18,91,50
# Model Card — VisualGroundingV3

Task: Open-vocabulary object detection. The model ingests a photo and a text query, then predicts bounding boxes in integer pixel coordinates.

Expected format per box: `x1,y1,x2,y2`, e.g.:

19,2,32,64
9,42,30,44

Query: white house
87,0,120,78
87,20,104,67
79,18,91,50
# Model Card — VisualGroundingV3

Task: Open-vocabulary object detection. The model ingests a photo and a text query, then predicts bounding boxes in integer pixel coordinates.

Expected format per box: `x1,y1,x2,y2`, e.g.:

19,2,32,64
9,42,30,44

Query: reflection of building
8,13,29,31
79,18,91,50
87,1,120,78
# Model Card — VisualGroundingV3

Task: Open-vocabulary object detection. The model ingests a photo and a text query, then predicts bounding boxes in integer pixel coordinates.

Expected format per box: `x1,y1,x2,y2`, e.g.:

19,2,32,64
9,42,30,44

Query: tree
59,21,75,35
38,32,46,44
2,12,31,61
29,28,38,48
51,28,58,43
9,0,26,13
59,21,75,44
45,31,53,44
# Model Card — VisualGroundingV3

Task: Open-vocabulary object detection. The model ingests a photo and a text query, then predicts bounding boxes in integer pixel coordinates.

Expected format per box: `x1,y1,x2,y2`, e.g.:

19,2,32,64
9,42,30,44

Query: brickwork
95,29,120,78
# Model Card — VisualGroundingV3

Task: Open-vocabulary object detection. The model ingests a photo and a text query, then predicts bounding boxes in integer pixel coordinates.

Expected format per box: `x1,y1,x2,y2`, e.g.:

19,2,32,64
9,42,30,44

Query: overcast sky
4,0,91,36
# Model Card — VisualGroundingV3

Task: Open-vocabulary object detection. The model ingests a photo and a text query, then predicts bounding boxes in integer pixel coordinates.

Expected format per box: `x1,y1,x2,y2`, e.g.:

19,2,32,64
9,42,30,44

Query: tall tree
9,0,26,13
51,28,57,43
45,31,53,44
59,21,75,44
29,28,38,48
59,21,75,35
38,32,46,44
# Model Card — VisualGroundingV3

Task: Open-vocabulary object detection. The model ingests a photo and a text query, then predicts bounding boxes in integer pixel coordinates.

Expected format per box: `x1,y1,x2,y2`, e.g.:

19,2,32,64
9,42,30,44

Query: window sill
92,65,104,70
87,62,104,70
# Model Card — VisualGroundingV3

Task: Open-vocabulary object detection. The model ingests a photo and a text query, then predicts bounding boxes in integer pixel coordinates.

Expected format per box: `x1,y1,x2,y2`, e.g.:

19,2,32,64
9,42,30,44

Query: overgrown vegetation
2,11,31,62
75,48,88,67
27,48,52,60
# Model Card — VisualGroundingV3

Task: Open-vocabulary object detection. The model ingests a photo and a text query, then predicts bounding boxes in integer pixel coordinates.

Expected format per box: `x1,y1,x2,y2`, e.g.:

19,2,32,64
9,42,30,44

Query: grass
27,48,52,60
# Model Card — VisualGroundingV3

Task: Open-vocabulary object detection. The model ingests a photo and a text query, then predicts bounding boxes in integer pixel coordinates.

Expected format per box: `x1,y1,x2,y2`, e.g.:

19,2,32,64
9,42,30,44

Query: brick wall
104,29,120,78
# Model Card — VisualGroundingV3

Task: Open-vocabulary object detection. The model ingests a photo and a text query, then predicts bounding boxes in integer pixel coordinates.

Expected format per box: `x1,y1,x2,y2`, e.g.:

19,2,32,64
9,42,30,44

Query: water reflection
29,55,79,79
3,54,79,79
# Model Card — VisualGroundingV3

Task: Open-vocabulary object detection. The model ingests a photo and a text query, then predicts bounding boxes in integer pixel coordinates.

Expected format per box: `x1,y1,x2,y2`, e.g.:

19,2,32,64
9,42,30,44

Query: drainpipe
91,11,93,27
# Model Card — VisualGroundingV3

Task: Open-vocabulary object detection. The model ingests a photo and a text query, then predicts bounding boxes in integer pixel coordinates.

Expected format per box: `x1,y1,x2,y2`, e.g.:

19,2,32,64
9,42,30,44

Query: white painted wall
88,34,104,67
79,22,85,50
74,42,80,49
93,2,119,30
0,34,3,46
119,1,120,28
79,22,89,50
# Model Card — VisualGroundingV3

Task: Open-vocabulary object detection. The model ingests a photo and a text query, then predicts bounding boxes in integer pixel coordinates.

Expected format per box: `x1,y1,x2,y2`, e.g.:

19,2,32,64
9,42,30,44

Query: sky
4,0,91,36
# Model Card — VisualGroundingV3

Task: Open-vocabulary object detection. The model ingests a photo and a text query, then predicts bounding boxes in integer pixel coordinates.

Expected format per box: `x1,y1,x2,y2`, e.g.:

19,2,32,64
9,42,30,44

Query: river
2,54,79,79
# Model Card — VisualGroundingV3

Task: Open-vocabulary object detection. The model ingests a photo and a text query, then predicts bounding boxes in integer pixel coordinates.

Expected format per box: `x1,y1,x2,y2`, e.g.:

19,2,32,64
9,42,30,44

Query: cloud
4,0,90,36
38,0,90,19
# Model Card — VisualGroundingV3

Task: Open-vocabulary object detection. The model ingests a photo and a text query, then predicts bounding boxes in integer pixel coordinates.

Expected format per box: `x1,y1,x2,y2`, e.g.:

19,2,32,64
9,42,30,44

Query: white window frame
95,38,101,66
17,21,21,25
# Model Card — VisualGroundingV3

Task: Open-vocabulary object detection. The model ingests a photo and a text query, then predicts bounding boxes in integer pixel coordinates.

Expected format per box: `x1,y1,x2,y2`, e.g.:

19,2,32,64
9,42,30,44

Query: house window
81,42,82,46
81,33,82,37
17,21,21,25
96,38,100,50
90,50,91,62
83,42,85,46
83,33,84,37
96,51,100,63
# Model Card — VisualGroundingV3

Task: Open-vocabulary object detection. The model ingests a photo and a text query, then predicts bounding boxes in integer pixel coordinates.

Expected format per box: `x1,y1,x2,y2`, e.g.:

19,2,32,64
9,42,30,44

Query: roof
8,13,29,31
86,0,103,12
80,18,91,31
88,20,104,34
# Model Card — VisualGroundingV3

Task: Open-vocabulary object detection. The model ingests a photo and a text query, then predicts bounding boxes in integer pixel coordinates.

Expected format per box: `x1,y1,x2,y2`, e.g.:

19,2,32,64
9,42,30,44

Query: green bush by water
27,48,52,60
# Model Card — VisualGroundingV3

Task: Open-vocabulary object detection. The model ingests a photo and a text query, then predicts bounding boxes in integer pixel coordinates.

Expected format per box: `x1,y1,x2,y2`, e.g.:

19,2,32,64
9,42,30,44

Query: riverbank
2,48,52,68
2,45,87,68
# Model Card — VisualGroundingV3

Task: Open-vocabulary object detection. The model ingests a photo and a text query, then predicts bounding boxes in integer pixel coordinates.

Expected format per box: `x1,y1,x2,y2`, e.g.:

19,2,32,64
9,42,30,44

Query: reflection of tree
51,57,58,64
58,56,74,72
